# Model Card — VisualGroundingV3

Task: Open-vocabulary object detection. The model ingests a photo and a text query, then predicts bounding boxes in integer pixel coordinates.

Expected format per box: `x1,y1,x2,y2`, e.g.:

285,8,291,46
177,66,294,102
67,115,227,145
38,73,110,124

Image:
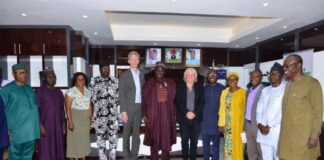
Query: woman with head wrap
35,68,65,160
218,72,246,160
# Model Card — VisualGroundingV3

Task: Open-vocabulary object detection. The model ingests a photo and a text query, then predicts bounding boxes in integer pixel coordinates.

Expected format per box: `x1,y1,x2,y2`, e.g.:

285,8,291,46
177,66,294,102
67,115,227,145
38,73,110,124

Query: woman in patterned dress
65,72,92,159
218,72,246,160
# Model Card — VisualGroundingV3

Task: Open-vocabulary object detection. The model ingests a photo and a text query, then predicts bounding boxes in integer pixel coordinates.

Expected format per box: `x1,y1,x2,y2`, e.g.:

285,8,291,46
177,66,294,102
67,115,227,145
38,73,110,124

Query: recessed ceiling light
263,3,269,7
255,37,259,40
280,38,284,41
171,0,176,2
235,45,240,48
314,28,319,31
283,26,288,29
197,43,201,46
83,15,88,18
21,13,27,16
94,32,98,35
154,42,157,45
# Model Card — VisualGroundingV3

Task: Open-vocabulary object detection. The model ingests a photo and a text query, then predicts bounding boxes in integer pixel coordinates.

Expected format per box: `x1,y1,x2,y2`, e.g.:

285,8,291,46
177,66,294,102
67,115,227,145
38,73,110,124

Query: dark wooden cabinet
72,34,85,57
19,29,43,55
89,47,114,64
0,28,68,55
0,29,43,55
43,29,67,55
0,29,5,54
0,29,20,55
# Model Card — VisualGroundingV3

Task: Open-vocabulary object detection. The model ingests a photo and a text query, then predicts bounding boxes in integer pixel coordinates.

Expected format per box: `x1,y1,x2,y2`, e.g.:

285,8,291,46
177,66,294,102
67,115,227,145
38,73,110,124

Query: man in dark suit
245,69,264,160
175,68,204,160
119,51,145,160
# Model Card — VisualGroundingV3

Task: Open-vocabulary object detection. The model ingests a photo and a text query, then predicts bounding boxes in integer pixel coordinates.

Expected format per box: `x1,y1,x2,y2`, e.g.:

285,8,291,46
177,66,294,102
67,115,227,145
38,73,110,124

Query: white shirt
256,82,286,146
130,69,141,103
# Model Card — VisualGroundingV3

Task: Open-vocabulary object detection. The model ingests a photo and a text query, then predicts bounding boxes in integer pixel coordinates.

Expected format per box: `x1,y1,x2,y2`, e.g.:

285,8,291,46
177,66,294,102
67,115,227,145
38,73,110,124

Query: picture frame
185,48,201,67
164,48,182,64
145,48,162,67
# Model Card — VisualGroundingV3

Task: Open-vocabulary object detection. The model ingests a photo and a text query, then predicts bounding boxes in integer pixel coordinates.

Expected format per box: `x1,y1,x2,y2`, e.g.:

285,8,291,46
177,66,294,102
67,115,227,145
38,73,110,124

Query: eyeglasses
228,78,238,82
284,62,299,69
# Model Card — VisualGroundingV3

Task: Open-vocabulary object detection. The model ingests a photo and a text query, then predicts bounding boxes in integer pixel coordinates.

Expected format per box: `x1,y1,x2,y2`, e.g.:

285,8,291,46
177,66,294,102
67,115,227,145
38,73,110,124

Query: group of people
0,52,323,160
217,54,323,160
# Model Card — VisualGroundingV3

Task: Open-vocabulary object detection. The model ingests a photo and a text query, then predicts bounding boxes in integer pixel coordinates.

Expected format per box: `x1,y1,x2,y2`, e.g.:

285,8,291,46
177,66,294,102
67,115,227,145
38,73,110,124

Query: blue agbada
0,81,40,145
201,83,224,135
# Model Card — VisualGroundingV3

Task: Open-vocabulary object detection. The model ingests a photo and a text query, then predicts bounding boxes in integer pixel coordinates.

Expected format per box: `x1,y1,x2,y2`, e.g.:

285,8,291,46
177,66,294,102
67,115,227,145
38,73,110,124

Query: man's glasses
284,62,299,69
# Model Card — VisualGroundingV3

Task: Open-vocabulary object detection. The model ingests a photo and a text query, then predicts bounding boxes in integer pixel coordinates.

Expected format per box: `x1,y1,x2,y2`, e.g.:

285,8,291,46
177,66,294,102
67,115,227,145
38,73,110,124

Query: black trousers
0,147,5,160
319,123,324,160
122,104,142,160
179,120,201,160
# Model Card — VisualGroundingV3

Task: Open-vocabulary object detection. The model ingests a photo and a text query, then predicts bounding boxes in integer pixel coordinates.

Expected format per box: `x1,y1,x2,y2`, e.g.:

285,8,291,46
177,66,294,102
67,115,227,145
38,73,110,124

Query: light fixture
171,0,176,2
197,43,201,46
283,26,288,29
262,3,269,7
255,37,259,40
314,28,319,31
83,15,88,18
21,13,27,17
280,38,284,41
153,42,157,46
235,45,240,48
94,32,98,35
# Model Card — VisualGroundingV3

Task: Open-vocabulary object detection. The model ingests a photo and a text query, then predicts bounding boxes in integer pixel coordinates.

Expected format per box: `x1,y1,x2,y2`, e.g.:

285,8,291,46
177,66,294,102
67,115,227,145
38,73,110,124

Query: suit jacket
244,84,264,133
119,69,145,113
174,82,204,123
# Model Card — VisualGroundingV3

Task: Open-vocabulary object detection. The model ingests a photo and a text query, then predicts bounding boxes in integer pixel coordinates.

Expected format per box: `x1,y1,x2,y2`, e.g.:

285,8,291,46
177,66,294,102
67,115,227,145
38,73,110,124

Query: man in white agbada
256,62,286,160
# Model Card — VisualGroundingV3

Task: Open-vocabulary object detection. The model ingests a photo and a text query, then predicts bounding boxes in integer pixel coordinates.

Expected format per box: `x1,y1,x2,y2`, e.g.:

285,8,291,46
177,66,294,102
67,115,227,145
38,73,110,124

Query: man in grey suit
119,51,145,160
245,69,264,160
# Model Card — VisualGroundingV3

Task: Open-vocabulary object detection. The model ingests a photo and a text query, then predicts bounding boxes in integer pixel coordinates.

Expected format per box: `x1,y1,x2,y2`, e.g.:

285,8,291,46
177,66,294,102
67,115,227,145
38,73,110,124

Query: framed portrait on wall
165,48,182,64
185,48,201,67
145,48,162,67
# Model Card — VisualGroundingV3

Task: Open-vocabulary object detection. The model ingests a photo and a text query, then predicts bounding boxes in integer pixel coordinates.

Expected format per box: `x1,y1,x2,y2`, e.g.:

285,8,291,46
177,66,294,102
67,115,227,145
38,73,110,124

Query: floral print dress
224,92,233,160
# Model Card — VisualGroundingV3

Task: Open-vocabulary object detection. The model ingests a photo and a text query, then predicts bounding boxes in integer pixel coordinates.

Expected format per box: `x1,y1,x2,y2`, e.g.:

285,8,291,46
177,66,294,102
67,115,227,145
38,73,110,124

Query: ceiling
1,0,324,48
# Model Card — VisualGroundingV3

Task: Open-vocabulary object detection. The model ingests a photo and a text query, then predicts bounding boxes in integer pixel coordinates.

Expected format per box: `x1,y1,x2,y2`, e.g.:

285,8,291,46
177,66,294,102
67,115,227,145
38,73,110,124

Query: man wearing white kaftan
256,62,286,160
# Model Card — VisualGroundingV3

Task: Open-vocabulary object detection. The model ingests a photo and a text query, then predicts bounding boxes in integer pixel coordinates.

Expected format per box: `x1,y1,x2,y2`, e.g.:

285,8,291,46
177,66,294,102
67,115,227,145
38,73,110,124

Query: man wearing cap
0,64,40,159
36,68,65,160
89,64,119,160
142,62,177,160
244,69,264,160
256,63,286,160
278,54,323,160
